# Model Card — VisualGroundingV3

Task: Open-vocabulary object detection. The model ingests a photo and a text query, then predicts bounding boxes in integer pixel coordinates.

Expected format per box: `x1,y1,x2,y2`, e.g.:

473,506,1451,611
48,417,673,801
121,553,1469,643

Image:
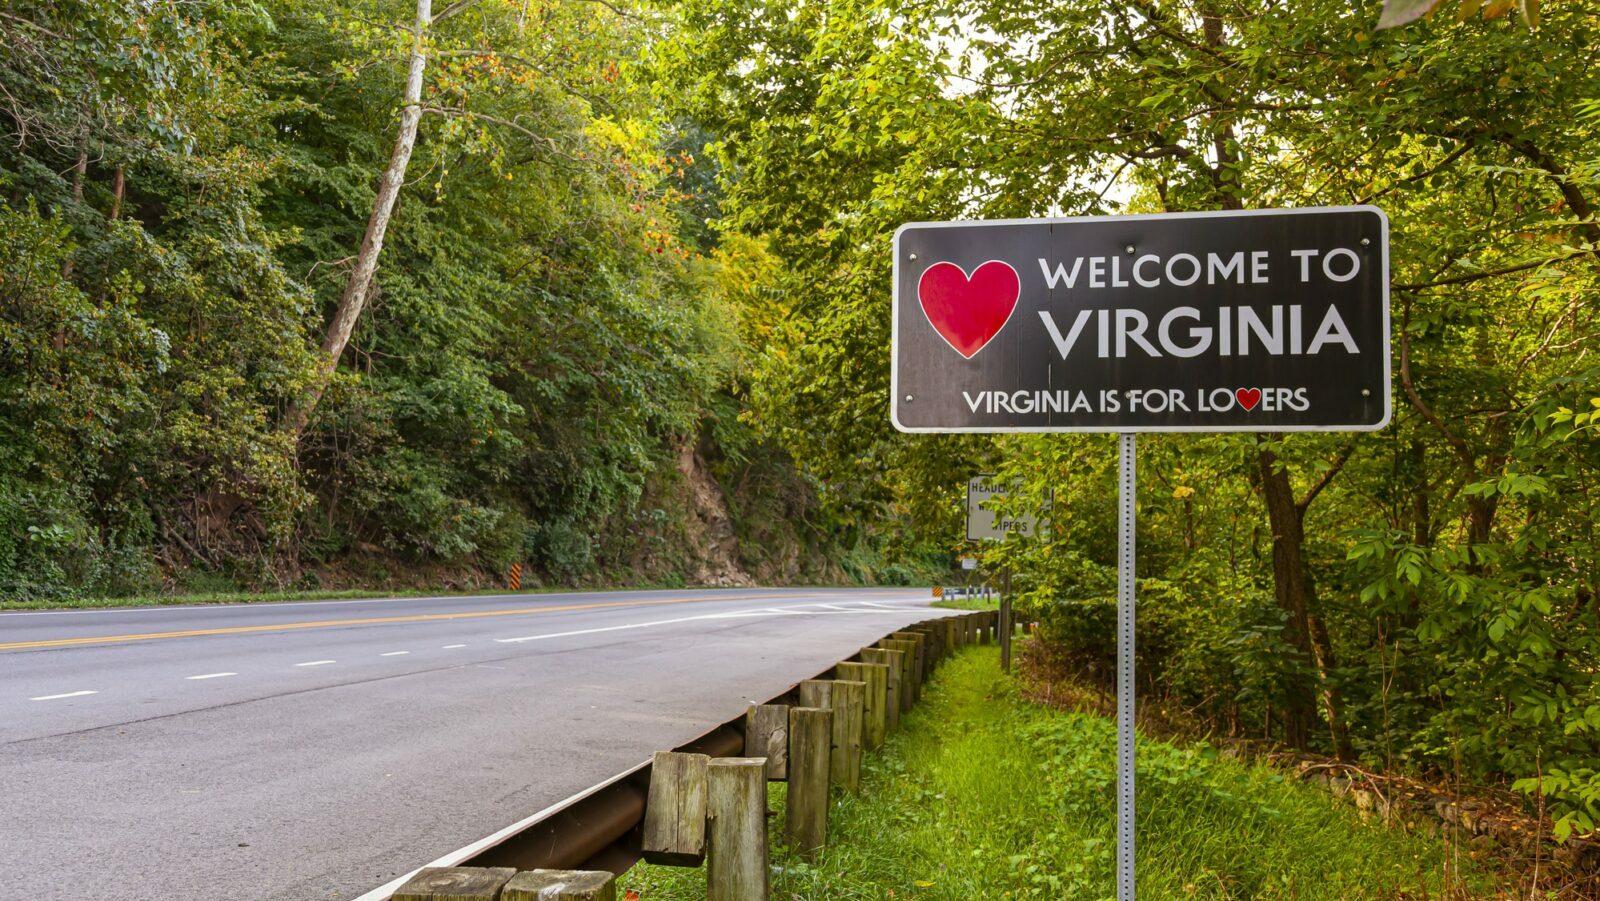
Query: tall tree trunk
1258,448,1355,759
55,144,88,352
110,165,125,221
1193,5,1353,758
285,0,432,437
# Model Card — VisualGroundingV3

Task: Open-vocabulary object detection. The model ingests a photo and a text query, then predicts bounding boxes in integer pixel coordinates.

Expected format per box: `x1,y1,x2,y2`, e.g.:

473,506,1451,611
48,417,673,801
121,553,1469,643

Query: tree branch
1298,439,1358,512
1398,295,1474,468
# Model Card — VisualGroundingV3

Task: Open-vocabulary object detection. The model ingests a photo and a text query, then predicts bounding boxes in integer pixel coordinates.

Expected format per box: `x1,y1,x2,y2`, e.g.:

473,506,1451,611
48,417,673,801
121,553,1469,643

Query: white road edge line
380,651,410,657
0,588,922,617
346,758,652,901
30,690,97,701
495,604,910,645
185,672,237,680
295,660,336,667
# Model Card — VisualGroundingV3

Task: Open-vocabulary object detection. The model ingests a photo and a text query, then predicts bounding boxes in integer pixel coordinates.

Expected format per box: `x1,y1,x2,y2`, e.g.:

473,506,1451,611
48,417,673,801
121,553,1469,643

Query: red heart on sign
917,261,1021,359
1235,387,1262,411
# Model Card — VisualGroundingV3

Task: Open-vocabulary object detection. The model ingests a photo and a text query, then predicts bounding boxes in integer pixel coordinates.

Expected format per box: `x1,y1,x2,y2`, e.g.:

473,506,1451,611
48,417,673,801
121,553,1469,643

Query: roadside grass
931,594,999,611
623,645,1488,900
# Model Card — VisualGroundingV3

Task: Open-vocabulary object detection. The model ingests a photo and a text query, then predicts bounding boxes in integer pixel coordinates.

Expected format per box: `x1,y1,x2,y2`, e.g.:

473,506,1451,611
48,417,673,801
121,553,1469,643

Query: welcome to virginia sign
890,207,1391,432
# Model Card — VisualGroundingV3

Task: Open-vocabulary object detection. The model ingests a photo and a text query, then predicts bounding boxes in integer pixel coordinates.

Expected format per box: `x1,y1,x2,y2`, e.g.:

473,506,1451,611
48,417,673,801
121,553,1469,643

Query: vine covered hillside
0,0,939,600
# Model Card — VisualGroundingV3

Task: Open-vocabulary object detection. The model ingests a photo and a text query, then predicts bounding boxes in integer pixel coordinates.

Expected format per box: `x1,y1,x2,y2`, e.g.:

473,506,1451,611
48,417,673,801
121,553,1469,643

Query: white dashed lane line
19,599,939,704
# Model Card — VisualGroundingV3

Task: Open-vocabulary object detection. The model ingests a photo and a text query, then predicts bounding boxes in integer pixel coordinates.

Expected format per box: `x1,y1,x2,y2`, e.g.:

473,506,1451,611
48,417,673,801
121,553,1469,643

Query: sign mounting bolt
1125,245,1135,254
1360,238,1371,246
905,394,914,402
909,253,918,261
1361,389,1371,397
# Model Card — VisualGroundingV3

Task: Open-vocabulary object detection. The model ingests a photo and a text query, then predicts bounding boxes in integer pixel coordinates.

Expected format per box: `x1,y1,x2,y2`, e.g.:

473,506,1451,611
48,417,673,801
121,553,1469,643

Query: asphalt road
0,587,956,901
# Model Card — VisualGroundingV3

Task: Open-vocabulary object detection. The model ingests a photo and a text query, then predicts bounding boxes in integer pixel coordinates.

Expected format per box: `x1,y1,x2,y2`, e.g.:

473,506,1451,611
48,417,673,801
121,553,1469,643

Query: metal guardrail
440,616,956,880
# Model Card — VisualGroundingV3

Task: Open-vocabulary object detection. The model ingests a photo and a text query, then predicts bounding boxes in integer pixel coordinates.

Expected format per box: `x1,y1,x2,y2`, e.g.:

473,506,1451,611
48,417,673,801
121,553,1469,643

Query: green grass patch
624,646,1486,900
931,594,1000,611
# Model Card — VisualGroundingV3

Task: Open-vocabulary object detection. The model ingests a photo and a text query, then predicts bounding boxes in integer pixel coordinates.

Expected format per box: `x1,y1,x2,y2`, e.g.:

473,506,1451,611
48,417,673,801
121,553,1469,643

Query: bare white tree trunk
287,0,432,437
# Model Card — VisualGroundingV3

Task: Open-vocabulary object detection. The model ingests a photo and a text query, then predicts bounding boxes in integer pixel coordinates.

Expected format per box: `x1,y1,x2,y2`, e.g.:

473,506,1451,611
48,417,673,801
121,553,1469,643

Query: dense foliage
0,0,936,600
655,0,1600,837
6,0,1599,844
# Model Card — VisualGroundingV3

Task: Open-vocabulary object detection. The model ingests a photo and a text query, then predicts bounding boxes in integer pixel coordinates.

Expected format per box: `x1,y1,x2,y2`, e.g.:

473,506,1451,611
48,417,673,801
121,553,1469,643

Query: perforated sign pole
1116,433,1137,900
891,206,1393,901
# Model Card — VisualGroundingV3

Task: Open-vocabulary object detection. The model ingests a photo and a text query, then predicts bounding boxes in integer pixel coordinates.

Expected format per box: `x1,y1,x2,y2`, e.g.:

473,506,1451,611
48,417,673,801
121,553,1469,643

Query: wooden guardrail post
881,638,919,710
860,647,901,732
706,758,769,901
798,679,865,791
892,630,928,684
832,680,865,789
503,869,617,901
393,867,516,901
911,622,941,667
744,704,788,780
837,661,887,750
902,625,928,669
785,706,831,859
642,751,709,866
908,623,935,667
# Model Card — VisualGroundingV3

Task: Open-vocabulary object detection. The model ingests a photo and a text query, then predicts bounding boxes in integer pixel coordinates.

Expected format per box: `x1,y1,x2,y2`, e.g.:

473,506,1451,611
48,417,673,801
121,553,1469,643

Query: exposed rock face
674,442,755,588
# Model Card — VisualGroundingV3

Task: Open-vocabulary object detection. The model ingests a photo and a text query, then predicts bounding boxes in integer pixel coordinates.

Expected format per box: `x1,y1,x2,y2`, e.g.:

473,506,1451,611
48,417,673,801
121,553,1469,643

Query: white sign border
889,205,1393,434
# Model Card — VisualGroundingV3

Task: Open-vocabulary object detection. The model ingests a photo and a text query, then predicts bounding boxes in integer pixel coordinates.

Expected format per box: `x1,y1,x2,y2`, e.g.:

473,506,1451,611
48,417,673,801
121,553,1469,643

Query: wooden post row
707,758,769,901
785,706,831,860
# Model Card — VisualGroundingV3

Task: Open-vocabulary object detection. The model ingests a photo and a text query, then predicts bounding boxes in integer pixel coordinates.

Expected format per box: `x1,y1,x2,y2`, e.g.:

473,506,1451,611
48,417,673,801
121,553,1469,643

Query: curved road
0,587,952,901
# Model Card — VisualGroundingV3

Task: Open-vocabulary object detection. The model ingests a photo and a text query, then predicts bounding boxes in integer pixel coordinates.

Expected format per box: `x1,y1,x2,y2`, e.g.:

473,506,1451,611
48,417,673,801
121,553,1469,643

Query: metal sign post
890,206,1393,901
1116,433,1136,901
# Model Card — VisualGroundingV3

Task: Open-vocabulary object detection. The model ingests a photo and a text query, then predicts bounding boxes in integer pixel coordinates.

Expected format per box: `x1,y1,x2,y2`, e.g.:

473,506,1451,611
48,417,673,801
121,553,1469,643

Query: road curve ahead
0,587,954,901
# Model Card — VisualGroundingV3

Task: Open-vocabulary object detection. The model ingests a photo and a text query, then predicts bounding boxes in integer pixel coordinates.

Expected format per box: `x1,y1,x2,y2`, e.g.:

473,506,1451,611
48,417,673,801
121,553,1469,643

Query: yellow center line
0,592,820,652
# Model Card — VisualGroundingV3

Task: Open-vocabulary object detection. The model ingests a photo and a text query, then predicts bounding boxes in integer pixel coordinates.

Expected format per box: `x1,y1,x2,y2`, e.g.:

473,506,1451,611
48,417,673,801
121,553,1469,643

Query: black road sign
890,207,1390,433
